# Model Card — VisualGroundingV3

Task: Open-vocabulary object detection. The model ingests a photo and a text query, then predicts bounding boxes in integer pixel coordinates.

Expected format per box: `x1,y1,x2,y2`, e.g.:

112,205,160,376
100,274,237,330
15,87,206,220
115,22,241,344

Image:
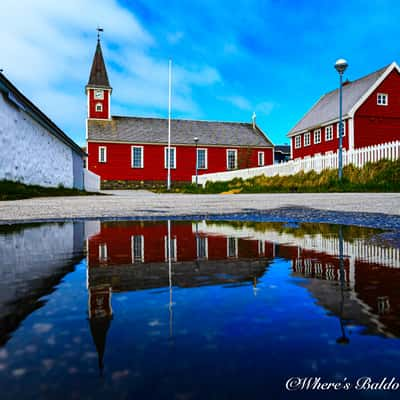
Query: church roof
287,63,398,136
87,40,111,89
87,116,273,147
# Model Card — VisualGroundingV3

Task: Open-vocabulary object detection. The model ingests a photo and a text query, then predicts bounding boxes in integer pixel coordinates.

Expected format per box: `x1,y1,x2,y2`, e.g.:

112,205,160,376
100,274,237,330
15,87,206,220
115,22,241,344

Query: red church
86,39,274,188
288,62,400,159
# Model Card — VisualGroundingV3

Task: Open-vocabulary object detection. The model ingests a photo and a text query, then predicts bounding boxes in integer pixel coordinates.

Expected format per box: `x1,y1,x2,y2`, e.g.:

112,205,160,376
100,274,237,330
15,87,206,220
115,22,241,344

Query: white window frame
95,103,103,112
258,240,265,255
99,243,108,262
164,235,177,262
196,236,208,260
295,135,302,149
98,146,107,163
377,93,388,106
303,132,311,147
131,146,144,168
227,237,238,258
313,129,321,144
164,147,176,169
196,148,208,169
94,89,104,100
336,122,346,138
226,149,238,170
131,235,144,263
258,151,265,166
325,125,333,141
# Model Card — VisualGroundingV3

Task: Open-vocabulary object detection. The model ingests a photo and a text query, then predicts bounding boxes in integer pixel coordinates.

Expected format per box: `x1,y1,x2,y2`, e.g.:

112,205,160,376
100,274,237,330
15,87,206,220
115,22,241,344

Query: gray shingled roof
88,116,273,147
86,40,111,89
288,64,391,136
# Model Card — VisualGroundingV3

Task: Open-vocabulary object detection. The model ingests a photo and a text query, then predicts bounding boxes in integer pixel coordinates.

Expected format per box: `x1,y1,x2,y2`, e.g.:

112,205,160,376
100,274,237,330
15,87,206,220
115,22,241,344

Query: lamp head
335,59,348,75
194,137,199,143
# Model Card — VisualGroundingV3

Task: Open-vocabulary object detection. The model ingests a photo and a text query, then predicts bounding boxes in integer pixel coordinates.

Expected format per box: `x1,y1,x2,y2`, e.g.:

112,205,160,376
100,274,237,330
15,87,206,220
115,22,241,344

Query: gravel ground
0,191,399,229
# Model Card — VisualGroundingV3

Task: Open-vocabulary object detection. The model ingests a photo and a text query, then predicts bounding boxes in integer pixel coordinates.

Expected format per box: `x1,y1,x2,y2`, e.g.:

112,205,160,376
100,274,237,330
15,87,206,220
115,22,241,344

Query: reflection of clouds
42,359,55,369
0,349,8,359
73,336,82,344
25,345,37,353
148,319,161,327
12,368,26,377
33,323,53,334
47,335,56,345
115,296,128,302
82,352,97,360
0,363,6,371
112,370,130,380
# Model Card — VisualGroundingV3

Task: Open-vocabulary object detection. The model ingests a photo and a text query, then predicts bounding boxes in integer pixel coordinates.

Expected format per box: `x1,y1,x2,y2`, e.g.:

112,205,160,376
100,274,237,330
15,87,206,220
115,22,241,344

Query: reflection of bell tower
88,285,113,375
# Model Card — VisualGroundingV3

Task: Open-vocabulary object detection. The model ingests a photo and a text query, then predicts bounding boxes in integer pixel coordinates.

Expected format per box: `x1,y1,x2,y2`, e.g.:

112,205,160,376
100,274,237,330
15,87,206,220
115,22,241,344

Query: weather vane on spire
97,26,104,41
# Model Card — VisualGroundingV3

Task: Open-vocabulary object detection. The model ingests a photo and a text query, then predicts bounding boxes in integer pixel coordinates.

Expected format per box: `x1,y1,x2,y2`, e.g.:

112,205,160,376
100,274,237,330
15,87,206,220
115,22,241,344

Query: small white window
304,132,311,147
258,151,265,166
98,146,107,163
196,236,208,259
164,236,177,262
131,235,144,263
95,103,103,112
336,122,346,138
377,93,388,106
99,243,107,262
131,146,144,168
226,149,238,170
227,237,238,258
196,148,208,169
325,126,333,141
164,147,176,169
314,129,321,144
295,135,302,149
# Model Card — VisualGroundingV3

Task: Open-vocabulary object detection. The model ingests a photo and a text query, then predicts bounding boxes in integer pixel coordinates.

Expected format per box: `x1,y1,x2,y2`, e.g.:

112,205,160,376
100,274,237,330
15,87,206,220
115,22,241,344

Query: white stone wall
0,93,74,187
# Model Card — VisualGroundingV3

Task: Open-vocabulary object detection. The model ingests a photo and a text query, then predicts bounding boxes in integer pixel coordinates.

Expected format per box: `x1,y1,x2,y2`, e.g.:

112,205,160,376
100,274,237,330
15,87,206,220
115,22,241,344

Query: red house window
377,93,388,106
314,129,321,144
98,146,107,163
304,132,311,147
258,151,265,166
325,126,333,141
295,135,302,149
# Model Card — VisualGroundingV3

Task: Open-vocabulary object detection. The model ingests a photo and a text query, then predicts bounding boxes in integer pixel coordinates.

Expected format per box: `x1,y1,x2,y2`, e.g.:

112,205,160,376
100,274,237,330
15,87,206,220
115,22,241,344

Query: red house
288,62,400,159
86,39,274,188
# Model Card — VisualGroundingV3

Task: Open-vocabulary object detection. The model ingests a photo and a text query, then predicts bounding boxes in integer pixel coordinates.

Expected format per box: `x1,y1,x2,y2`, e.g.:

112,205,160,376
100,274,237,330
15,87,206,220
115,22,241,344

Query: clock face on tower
94,89,104,100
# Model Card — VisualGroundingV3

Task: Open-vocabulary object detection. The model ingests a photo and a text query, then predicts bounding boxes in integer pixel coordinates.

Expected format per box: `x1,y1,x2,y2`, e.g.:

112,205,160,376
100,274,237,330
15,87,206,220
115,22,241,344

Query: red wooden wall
88,142,274,182
87,88,110,119
354,69,400,148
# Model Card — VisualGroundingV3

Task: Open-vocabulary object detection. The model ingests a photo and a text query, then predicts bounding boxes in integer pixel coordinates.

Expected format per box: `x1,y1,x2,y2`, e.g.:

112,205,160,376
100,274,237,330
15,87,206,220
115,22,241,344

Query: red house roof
288,62,400,137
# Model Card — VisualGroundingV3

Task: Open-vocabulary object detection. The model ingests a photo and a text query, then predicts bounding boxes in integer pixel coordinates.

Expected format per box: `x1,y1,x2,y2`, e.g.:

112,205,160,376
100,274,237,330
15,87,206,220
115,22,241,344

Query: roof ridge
322,63,390,97
111,114,253,125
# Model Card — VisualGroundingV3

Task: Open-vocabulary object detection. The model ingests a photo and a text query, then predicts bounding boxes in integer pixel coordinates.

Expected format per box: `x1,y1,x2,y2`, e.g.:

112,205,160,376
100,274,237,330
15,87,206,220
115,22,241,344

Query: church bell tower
86,29,112,120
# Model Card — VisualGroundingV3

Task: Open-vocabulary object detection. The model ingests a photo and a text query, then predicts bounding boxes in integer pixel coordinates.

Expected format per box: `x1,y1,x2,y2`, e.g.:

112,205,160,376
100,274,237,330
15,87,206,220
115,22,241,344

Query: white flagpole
167,60,172,190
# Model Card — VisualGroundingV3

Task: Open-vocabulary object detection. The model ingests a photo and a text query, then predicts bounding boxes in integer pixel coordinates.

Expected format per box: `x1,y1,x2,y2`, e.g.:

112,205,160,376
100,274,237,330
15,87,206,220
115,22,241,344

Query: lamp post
194,136,199,186
334,58,348,181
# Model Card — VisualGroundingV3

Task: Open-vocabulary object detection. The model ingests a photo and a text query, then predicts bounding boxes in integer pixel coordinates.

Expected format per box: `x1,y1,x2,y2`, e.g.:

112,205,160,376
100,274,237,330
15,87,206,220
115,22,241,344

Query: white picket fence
194,140,400,186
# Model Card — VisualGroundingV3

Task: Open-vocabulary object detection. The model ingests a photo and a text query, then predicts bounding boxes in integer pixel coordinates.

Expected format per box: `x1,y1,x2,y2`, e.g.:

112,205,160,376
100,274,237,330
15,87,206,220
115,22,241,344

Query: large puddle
0,220,400,399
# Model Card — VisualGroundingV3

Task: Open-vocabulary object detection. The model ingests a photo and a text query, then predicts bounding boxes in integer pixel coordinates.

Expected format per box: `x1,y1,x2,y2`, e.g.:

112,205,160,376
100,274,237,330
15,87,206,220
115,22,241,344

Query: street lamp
194,136,199,186
334,58,348,181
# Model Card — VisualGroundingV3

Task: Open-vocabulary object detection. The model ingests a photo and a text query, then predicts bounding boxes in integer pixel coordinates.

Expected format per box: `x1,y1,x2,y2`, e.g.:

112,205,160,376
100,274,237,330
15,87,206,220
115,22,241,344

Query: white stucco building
0,72,87,189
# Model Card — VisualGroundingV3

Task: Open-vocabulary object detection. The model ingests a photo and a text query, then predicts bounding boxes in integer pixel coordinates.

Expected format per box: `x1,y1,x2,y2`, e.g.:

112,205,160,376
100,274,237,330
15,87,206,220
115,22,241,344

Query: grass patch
158,159,400,194
0,180,99,201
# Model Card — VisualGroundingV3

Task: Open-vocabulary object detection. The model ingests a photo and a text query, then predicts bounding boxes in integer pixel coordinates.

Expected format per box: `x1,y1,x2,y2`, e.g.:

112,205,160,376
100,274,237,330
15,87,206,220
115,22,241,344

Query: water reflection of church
86,220,400,373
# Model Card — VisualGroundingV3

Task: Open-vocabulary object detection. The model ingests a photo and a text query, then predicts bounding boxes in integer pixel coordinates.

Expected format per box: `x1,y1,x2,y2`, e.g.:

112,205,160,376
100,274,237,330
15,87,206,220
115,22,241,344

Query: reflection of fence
194,140,400,186
195,222,400,269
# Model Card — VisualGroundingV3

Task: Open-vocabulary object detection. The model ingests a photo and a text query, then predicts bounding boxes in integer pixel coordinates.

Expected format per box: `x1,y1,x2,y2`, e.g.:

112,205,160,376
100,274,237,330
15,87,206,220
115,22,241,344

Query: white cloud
0,0,221,145
220,95,252,110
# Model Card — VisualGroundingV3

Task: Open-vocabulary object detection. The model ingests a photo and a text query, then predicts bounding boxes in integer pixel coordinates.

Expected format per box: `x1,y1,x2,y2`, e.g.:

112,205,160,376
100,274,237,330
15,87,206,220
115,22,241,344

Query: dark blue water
0,220,399,399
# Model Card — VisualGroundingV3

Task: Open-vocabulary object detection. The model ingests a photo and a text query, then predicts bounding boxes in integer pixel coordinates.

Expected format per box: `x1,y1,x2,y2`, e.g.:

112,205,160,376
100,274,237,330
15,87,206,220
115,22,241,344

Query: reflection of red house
287,62,400,159
86,39,274,188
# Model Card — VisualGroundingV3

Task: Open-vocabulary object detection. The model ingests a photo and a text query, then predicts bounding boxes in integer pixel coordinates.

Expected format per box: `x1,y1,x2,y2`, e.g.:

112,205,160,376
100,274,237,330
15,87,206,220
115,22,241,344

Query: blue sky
1,0,400,146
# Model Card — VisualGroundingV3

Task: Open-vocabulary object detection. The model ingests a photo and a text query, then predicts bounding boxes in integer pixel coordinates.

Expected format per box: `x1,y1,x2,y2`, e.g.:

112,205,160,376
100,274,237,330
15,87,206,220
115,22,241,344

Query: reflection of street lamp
194,137,199,186
336,225,350,345
334,59,348,182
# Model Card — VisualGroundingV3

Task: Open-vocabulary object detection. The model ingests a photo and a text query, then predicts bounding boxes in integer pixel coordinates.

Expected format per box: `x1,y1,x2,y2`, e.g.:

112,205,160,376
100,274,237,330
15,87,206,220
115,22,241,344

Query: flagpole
167,60,172,190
